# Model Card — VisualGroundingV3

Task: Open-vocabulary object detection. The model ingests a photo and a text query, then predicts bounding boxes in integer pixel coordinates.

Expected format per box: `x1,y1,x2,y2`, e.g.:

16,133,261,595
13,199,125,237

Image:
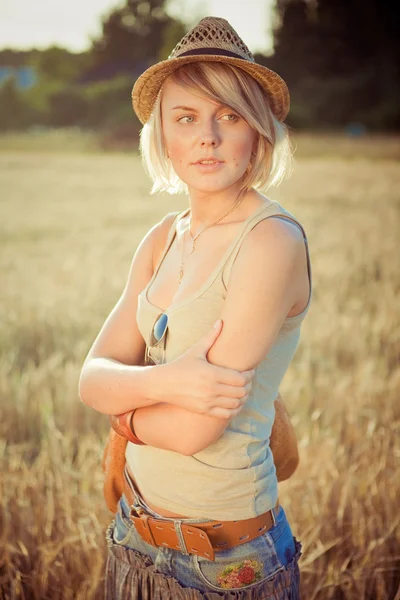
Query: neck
187,186,251,232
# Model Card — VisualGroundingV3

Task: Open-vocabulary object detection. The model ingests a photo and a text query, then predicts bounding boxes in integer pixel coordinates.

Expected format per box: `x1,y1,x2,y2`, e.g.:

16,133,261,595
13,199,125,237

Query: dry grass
0,132,399,599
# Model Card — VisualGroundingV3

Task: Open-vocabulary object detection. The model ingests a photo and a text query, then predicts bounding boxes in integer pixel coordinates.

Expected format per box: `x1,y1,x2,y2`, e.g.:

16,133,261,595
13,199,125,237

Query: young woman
79,16,311,599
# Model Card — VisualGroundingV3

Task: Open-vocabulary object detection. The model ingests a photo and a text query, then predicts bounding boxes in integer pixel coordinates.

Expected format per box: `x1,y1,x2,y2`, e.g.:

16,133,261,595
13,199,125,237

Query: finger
209,405,244,419
213,394,248,410
214,366,255,387
215,382,250,399
242,368,256,383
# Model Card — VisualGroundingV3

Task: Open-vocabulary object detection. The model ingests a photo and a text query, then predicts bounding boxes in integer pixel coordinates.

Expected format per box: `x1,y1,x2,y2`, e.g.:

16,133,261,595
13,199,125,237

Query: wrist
140,363,170,405
150,362,177,405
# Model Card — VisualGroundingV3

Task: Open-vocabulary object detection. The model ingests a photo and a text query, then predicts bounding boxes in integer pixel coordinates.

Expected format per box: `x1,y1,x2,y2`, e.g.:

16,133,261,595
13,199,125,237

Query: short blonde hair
139,62,294,195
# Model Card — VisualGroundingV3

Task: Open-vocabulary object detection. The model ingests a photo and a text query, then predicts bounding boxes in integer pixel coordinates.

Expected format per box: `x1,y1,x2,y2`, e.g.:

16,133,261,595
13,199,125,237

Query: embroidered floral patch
216,559,263,589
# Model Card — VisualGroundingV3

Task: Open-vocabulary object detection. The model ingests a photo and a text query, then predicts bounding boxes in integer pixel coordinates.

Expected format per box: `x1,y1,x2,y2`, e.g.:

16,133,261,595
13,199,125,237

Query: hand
156,320,255,419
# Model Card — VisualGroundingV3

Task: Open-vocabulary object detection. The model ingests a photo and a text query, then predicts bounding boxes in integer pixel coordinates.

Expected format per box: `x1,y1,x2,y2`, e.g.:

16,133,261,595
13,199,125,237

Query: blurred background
1,0,399,139
1,1,399,599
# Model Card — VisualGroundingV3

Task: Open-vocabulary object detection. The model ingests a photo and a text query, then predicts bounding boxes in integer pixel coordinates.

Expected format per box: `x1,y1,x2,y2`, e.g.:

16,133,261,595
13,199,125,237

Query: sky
0,0,275,55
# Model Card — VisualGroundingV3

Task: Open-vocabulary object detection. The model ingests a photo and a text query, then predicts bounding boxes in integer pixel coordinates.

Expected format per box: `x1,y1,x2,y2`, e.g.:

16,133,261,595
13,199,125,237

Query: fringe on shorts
104,522,302,600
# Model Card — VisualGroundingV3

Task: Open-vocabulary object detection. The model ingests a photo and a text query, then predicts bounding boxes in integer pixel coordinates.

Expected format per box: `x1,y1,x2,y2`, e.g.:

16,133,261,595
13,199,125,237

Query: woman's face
160,78,257,196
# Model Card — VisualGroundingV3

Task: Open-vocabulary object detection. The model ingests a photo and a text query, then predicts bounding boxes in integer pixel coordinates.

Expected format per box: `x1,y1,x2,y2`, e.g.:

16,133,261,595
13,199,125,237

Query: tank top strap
165,209,189,248
152,208,190,277
221,201,312,290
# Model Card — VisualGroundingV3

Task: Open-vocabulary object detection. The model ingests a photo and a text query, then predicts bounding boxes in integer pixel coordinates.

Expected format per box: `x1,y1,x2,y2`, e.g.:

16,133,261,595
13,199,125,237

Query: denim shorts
105,487,302,599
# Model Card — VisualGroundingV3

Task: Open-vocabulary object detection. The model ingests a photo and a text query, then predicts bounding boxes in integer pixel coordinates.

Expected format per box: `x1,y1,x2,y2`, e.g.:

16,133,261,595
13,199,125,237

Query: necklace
177,190,246,284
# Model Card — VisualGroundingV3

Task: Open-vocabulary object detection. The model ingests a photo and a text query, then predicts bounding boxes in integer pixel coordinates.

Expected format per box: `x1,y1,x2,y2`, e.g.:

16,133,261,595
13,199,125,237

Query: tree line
0,0,398,134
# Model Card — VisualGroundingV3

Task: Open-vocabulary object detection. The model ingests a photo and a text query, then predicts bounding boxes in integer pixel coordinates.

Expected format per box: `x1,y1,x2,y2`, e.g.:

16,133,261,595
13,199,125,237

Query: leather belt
123,474,280,561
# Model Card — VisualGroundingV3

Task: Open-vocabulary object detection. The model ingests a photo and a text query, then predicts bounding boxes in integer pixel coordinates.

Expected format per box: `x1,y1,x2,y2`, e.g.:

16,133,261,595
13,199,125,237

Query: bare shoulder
125,211,180,289
150,211,182,269
157,211,181,233
82,210,182,367
241,214,305,263
134,210,180,264
145,211,180,242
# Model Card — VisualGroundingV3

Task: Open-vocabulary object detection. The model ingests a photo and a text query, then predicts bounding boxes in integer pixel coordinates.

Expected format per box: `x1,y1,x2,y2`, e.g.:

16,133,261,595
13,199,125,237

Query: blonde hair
139,62,294,195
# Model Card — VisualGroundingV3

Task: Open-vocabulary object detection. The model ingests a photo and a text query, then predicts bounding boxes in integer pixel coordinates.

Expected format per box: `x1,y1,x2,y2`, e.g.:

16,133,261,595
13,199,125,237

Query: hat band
173,47,251,61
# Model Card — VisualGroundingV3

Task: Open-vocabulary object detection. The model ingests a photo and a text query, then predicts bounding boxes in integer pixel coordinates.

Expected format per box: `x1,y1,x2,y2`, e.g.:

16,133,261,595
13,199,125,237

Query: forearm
133,392,286,456
78,357,164,414
133,403,225,455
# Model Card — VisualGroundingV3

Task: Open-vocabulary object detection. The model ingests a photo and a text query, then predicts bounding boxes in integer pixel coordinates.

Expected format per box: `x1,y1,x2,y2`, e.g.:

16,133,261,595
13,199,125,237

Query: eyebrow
171,105,199,111
170,104,226,112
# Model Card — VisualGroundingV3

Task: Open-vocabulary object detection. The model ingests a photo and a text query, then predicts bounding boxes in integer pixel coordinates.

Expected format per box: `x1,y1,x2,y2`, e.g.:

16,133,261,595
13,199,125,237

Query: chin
185,176,245,196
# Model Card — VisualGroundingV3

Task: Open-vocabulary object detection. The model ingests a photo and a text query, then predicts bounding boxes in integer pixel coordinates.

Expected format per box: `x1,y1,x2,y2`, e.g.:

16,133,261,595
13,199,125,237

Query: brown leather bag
102,394,299,513
102,429,128,513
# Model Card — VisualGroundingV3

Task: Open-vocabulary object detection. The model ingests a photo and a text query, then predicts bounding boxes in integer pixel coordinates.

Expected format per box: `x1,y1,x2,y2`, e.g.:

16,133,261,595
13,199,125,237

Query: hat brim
131,54,290,124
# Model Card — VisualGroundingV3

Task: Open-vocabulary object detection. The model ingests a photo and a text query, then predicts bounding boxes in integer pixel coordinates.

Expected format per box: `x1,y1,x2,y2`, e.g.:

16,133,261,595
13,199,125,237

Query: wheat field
0,132,399,599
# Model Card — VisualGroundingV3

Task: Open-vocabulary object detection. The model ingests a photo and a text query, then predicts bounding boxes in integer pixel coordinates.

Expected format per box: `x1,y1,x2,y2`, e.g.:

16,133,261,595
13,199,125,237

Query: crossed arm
131,217,305,456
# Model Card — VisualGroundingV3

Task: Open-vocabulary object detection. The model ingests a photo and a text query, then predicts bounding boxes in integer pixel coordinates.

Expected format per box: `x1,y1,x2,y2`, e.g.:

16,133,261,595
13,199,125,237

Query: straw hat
131,16,290,124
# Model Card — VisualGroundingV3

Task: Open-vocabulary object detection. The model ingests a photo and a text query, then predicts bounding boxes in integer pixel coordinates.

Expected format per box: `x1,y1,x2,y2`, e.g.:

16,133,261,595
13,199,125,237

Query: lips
193,161,224,173
194,158,222,165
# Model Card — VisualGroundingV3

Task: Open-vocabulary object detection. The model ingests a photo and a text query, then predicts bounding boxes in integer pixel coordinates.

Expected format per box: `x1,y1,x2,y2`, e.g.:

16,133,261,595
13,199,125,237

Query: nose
199,119,219,147
201,136,217,147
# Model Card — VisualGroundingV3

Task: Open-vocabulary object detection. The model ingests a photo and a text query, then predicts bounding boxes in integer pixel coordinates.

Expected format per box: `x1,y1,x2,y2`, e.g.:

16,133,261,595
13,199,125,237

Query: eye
221,113,240,122
177,115,195,123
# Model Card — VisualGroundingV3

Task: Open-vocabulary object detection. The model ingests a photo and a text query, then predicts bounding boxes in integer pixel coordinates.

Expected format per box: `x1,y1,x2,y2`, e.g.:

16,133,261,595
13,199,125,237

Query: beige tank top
126,199,312,520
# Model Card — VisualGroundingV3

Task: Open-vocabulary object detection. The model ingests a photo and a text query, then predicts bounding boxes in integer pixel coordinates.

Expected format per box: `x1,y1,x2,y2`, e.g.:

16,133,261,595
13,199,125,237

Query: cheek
229,130,255,162
231,141,254,167
168,141,184,161
164,133,189,164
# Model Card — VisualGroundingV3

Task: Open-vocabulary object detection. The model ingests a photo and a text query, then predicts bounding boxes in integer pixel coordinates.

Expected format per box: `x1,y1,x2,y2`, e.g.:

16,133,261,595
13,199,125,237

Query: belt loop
129,502,145,518
271,507,277,527
124,465,154,516
174,520,189,555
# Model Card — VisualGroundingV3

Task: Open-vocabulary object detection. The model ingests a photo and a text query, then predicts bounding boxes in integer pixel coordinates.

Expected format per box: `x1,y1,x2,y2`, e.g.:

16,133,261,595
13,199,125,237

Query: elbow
144,440,197,456
163,433,207,456
148,414,224,456
178,427,224,456
161,438,198,456
178,445,199,457
78,365,99,411
178,436,218,456
178,443,199,457
78,368,91,406
177,447,194,457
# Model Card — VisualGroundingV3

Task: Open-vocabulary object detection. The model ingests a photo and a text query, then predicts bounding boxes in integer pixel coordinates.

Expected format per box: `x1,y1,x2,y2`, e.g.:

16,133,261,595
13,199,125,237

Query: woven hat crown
169,17,255,62
132,16,290,123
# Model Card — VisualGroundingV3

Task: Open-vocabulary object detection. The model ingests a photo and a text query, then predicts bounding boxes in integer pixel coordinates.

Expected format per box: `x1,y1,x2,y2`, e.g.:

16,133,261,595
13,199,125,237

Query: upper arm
82,213,178,369
184,218,306,453
208,217,304,371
